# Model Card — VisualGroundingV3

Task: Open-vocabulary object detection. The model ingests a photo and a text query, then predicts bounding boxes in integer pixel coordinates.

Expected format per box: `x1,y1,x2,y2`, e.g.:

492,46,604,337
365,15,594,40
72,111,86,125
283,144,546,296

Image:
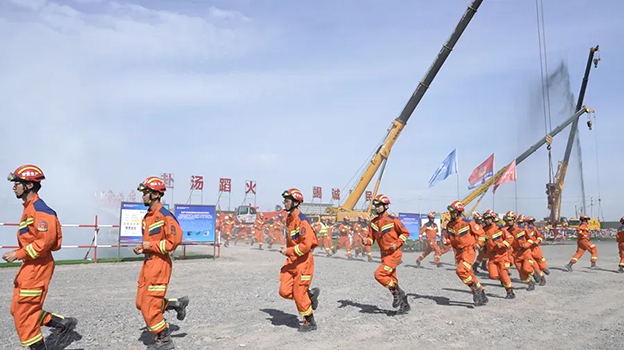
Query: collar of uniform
147,202,163,216
288,208,300,217
377,211,388,219
22,193,40,209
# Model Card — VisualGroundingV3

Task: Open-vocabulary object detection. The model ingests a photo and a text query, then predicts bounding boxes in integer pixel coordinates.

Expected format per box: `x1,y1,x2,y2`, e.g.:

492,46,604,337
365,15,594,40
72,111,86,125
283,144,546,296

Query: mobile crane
326,0,484,221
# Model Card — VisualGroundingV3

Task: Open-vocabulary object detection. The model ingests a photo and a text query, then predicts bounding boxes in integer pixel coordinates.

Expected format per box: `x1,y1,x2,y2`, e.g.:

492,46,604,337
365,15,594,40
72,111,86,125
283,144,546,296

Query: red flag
493,159,516,194
312,186,322,199
331,188,340,200
468,154,494,190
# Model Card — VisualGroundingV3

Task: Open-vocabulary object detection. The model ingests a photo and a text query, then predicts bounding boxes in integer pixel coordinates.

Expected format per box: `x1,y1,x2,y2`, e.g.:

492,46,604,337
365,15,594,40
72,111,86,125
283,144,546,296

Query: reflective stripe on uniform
148,320,167,332
26,244,38,259
21,333,43,347
159,240,167,254
19,289,43,297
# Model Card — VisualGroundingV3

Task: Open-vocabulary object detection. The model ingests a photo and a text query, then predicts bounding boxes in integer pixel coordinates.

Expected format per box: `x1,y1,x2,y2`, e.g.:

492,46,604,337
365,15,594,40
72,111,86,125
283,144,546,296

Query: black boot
46,314,78,346
505,288,516,299
564,262,573,272
480,289,489,304
472,262,480,273
29,340,46,350
480,260,488,272
527,281,535,291
532,272,542,284
166,296,190,321
308,287,320,310
543,268,550,275
415,259,421,268
298,314,317,332
147,326,174,350
398,294,411,313
619,266,624,273
590,262,597,269
391,285,405,308
539,274,546,286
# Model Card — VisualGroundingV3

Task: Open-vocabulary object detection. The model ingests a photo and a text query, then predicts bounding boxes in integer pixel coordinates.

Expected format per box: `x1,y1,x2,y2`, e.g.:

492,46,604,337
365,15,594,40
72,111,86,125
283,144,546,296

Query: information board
173,204,216,243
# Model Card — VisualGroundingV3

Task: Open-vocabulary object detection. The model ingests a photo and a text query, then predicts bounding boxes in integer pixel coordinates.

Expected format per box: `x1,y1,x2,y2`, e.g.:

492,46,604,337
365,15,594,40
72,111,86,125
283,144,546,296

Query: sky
1,0,623,231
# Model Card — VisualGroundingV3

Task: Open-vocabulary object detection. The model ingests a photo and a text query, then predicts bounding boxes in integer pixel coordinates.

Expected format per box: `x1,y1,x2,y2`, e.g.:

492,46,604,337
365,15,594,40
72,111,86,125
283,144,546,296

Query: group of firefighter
4,165,624,348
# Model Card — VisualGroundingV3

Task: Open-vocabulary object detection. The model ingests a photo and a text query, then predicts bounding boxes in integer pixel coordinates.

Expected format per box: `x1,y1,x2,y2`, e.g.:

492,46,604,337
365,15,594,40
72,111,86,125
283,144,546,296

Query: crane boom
337,0,483,213
460,106,592,206
549,45,599,223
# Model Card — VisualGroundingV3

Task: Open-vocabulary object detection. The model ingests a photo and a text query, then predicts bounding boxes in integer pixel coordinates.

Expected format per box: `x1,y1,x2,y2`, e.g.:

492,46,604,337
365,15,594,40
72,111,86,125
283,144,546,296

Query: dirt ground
0,241,623,350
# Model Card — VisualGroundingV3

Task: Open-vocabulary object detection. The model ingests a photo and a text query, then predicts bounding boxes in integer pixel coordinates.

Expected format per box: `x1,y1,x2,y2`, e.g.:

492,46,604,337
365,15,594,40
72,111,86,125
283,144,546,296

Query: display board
119,202,170,243
397,213,441,240
173,204,216,243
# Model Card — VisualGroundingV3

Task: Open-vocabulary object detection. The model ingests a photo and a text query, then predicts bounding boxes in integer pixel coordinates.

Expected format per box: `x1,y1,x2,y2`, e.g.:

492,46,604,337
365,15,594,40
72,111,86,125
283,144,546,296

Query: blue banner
119,202,170,243
398,213,421,240
174,204,216,243
429,148,458,187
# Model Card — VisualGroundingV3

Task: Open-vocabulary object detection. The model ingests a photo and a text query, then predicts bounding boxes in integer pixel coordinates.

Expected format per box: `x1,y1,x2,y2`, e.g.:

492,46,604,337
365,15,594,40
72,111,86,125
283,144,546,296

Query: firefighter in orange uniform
415,212,441,268
279,189,320,332
472,212,488,273
521,215,550,276
482,210,515,299
3,165,78,350
565,215,598,271
445,201,488,306
362,194,410,312
331,217,353,259
617,217,624,273
134,177,189,350
504,211,542,290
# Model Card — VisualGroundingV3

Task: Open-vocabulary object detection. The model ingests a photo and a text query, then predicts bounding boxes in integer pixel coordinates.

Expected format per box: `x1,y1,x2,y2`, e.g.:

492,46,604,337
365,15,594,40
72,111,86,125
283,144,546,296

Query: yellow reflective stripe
159,240,167,254
527,240,534,244
26,244,38,259
462,275,473,283
19,218,35,229
478,237,486,241
492,232,502,239
590,244,596,248
300,275,311,281
516,231,525,238
399,235,407,242
149,220,165,230
462,261,471,269
458,226,469,234
19,289,43,297
385,280,395,288
299,306,313,316
147,285,167,292
381,223,394,231
290,228,300,236
503,241,511,248
21,333,43,347
503,282,512,288
537,237,543,242
148,320,167,332
504,263,510,268
383,265,393,272
371,223,379,231
294,245,304,256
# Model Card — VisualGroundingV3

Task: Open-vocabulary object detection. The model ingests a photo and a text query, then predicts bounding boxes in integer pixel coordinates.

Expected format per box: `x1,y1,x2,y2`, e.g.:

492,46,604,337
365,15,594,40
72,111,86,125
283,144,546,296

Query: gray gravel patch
0,241,622,349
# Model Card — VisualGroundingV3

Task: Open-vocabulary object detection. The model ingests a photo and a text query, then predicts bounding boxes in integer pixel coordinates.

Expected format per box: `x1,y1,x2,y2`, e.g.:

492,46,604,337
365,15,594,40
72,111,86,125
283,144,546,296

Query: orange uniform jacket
419,222,439,242
15,194,61,261
366,213,409,252
617,226,624,244
484,224,512,260
509,225,533,257
576,223,591,244
284,210,318,259
142,203,182,259
446,218,484,251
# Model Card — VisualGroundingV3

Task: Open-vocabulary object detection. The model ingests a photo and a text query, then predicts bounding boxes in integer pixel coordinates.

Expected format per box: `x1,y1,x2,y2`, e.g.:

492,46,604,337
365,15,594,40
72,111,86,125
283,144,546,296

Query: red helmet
620,217,624,224
527,216,536,223
447,200,464,213
503,211,516,221
8,165,45,183
517,214,526,223
137,176,166,194
427,211,436,218
579,215,590,221
372,194,391,206
483,209,496,219
473,212,482,220
282,188,304,203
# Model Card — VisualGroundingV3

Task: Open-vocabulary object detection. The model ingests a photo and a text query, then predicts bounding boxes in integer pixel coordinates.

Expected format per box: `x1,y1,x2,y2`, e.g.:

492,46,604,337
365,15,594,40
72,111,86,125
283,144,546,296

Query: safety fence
0,215,220,263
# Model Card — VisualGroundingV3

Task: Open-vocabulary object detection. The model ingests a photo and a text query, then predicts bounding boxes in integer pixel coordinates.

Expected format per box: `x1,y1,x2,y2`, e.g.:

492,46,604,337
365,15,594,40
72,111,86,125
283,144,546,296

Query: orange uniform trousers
279,254,314,317
418,239,441,264
619,242,624,267
487,252,512,289
334,235,351,255
319,236,332,253
572,240,598,263
513,249,535,283
11,257,55,347
374,249,402,288
454,247,480,287
136,255,172,334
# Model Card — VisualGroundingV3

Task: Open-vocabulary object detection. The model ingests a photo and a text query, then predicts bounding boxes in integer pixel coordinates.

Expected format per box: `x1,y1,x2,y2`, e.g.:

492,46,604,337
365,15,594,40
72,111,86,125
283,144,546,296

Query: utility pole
590,197,594,217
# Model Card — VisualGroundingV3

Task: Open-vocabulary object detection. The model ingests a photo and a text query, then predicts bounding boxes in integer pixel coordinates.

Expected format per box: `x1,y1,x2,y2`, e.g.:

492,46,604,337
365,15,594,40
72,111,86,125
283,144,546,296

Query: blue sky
0,0,622,224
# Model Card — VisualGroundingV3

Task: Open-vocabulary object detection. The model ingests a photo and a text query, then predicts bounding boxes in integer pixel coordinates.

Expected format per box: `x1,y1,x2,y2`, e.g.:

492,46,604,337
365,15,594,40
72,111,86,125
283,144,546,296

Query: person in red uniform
134,177,189,350
362,194,411,312
565,215,598,271
445,201,488,306
279,189,320,332
3,165,78,350
617,217,624,273
415,212,441,268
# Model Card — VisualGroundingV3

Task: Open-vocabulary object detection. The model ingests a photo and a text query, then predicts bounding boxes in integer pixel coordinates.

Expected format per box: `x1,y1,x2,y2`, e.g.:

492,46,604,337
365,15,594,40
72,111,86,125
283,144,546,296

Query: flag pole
456,148,460,200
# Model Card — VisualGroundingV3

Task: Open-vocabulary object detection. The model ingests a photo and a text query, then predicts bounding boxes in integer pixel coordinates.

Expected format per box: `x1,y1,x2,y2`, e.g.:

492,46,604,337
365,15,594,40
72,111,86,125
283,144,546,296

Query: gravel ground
0,241,623,350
